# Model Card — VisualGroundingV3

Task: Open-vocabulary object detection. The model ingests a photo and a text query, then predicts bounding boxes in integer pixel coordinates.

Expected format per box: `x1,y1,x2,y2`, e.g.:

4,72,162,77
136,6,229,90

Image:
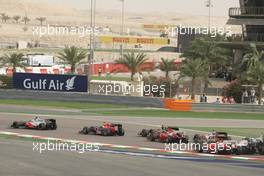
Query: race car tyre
257,144,264,155
51,123,57,130
80,127,89,134
117,129,125,136
238,146,247,155
147,133,156,141
38,123,46,130
11,122,19,128
167,136,174,143
181,138,189,144
102,129,111,136
193,134,201,144
194,142,203,153
11,121,25,128
88,127,97,135
140,129,148,137
231,148,240,155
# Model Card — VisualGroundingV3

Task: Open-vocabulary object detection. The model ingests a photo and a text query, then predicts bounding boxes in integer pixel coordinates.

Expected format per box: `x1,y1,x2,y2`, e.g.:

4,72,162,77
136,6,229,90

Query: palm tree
115,52,148,81
58,46,88,74
36,17,46,26
245,61,264,105
180,58,209,100
13,15,21,23
159,58,175,79
181,35,232,75
0,53,28,73
1,13,10,23
22,16,30,25
242,43,264,105
1,13,5,22
242,43,264,71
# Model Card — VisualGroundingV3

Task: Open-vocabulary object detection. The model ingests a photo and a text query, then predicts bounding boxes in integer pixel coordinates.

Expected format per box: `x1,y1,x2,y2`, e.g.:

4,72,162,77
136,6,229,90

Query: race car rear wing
111,124,123,128
47,119,56,124
162,125,179,131
167,126,179,131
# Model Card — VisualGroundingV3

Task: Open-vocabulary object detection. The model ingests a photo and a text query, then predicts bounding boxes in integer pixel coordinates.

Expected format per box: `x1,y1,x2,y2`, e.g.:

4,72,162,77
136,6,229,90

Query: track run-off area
0,104,264,176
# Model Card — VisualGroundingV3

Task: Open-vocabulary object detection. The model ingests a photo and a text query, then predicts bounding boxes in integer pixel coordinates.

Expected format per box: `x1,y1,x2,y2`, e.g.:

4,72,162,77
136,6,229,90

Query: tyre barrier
164,99,192,111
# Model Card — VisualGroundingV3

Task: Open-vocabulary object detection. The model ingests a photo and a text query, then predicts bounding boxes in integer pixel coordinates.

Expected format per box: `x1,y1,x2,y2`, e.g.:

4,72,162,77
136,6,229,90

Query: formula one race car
193,131,238,154
138,126,188,143
11,117,57,130
138,126,179,137
257,135,264,155
79,122,125,136
237,135,264,155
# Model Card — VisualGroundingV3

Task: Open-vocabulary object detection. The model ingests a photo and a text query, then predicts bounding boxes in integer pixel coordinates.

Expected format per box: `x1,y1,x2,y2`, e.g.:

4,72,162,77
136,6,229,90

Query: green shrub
222,80,243,103
0,75,12,89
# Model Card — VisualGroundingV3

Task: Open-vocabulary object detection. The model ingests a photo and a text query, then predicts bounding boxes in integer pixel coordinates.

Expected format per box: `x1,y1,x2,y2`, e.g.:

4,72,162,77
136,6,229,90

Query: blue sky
39,0,239,16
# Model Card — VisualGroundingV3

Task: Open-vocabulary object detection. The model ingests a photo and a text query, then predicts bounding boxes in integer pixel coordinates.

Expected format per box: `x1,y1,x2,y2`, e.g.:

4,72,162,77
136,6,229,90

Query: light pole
92,0,96,77
205,0,213,32
120,0,125,59
88,0,96,94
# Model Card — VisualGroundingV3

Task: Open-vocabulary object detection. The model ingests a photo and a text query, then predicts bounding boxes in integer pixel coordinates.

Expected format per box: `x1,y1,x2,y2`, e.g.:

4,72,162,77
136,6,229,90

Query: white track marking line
1,131,264,162
0,141,11,145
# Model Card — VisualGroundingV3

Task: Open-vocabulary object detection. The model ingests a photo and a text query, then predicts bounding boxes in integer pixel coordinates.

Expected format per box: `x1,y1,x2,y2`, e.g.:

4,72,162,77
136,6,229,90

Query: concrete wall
192,103,264,113
0,89,164,108
0,89,263,113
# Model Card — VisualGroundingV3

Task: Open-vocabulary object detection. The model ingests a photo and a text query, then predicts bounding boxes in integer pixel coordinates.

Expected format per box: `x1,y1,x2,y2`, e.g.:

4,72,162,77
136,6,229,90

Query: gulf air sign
99,36,170,45
13,73,87,92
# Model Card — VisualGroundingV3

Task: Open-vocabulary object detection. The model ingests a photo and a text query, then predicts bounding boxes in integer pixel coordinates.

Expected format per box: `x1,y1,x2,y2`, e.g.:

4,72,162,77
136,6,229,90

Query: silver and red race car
11,117,57,130
138,126,189,143
193,131,239,154
79,122,125,136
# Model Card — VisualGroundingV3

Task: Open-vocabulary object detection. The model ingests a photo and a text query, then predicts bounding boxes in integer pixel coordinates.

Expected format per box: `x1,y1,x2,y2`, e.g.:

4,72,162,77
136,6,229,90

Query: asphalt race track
0,104,264,176
1,139,264,176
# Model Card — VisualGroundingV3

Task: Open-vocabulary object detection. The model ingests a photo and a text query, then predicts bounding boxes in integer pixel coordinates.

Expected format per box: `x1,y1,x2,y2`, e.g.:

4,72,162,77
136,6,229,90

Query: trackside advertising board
13,73,88,92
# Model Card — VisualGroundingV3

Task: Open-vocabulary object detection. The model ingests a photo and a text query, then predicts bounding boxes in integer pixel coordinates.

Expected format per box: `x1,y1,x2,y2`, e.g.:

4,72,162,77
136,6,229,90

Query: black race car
79,122,125,136
237,136,264,155
11,117,57,130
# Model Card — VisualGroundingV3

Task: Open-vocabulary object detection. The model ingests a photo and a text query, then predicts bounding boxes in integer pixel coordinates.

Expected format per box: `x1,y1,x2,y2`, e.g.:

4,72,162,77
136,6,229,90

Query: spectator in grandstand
229,97,235,104
98,67,102,77
242,89,249,104
215,97,221,104
250,88,256,104
222,96,228,104
200,94,208,103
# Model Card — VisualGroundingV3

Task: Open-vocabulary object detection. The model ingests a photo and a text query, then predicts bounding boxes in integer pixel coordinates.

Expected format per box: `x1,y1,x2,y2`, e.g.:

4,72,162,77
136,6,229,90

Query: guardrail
227,33,264,42
0,89,164,108
244,33,264,42
192,103,264,113
229,7,264,18
0,89,263,113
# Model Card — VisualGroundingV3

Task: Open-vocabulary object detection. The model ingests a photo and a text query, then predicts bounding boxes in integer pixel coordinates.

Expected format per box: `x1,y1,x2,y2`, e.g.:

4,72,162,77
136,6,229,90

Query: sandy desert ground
0,0,241,47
